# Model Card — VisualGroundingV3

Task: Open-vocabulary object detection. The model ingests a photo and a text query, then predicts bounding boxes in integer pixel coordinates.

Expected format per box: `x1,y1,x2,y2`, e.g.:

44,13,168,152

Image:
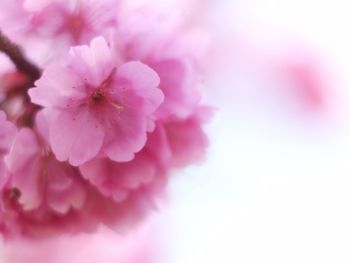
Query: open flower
29,37,164,166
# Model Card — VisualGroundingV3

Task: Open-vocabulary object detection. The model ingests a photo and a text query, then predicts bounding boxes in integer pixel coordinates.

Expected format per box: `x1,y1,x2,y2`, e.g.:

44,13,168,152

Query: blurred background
3,0,350,262
162,0,350,262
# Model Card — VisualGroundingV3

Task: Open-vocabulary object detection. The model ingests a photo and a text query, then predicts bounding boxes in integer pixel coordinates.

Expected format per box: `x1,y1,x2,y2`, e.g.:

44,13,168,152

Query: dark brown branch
0,30,41,82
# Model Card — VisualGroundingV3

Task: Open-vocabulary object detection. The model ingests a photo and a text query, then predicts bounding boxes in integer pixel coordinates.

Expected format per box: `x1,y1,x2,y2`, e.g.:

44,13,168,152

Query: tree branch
0,30,41,83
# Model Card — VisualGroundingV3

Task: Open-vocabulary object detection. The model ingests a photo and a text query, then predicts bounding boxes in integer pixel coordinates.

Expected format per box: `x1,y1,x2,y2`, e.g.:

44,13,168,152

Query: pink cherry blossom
29,37,164,166
30,0,119,44
0,0,211,242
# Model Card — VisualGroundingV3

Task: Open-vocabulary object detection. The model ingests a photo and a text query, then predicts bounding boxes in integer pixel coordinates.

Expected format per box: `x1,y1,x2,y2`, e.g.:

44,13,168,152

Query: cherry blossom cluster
0,0,210,238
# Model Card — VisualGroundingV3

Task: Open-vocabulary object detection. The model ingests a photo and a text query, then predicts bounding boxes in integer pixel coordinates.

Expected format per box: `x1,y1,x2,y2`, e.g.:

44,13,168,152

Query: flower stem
0,29,41,83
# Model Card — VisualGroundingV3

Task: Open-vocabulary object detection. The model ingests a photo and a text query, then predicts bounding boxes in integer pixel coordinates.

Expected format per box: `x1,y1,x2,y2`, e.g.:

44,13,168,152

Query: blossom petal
103,109,147,162
0,111,17,152
152,58,200,119
46,160,86,214
68,37,114,86
80,156,155,202
5,128,41,210
50,108,104,166
29,64,85,108
116,61,163,114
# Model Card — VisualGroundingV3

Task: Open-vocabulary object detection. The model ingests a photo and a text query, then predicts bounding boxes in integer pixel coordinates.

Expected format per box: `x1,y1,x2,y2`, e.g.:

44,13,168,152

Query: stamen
109,101,124,112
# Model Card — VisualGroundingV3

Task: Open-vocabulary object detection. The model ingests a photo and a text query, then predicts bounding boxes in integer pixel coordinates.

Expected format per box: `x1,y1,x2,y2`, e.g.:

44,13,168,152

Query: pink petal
34,109,57,144
90,36,115,81
165,114,209,168
68,37,114,86
0,161,9,189
152,58,200,119
47,160,86,214
103,109,147,162
29,64,85,108
116,61,163,114
0,111,17,152
5,128,39,174
5,128,41,210
80,155,155,202
80,158,129,202
50,107,104,166
146,125,172,166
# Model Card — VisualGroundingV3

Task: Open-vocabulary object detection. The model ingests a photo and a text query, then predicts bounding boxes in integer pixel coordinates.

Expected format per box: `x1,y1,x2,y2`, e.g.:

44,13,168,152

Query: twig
0,29,41,82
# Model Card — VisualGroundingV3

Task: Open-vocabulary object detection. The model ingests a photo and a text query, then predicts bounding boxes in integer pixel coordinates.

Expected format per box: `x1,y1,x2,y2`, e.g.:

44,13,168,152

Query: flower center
91,90,104,103
8,188,21,200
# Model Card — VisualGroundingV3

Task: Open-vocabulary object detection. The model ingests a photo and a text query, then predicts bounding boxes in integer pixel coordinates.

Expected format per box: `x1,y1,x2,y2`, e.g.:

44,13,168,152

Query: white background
162,0,350,262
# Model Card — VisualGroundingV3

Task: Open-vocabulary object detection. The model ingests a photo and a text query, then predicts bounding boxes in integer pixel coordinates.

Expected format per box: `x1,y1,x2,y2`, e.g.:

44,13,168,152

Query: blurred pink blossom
0,0,119,45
